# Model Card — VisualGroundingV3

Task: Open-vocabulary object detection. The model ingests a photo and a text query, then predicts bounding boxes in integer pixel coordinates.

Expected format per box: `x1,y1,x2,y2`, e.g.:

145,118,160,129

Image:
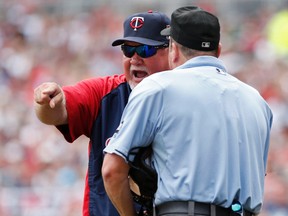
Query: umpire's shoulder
135,70,170,92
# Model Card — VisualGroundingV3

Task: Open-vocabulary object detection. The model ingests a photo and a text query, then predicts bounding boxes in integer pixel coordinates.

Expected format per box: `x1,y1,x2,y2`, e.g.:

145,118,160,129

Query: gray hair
171,38,218,59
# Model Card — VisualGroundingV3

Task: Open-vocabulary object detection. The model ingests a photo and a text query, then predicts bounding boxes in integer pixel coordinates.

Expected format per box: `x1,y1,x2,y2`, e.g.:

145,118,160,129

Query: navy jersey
57,74,131,216
89,82,131,215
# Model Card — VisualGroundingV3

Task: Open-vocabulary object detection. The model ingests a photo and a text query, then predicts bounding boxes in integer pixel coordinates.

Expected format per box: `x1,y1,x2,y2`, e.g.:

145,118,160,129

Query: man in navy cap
102,6,273,216
34,10,170,216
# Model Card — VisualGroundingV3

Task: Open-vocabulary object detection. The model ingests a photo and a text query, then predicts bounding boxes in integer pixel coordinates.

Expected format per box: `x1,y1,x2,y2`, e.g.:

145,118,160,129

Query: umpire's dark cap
112,10,170,46
161,6,220,51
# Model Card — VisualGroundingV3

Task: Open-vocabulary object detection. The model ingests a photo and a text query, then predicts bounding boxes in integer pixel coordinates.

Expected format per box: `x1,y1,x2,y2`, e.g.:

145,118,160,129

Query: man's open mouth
133,70,148,79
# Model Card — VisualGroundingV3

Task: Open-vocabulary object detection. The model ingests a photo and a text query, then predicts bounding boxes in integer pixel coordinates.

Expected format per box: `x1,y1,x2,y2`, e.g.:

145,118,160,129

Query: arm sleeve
57,74,126,142
104,78,164,161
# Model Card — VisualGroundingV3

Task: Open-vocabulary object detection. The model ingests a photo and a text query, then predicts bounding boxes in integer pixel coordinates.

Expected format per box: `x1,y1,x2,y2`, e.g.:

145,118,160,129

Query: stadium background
0,0,288,215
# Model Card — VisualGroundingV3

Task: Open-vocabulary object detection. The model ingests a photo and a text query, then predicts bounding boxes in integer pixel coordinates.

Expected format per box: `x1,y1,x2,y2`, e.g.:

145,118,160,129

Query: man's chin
128,81,137,90
129,79,143,89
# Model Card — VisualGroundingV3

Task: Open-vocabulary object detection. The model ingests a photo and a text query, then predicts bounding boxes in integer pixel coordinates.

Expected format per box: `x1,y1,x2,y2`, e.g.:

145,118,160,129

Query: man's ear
216,42,222,57
169,42,180,68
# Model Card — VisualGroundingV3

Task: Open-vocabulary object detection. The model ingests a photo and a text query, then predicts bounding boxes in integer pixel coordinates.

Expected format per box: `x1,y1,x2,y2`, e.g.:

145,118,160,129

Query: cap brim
112,37,166,46
160,27,171,36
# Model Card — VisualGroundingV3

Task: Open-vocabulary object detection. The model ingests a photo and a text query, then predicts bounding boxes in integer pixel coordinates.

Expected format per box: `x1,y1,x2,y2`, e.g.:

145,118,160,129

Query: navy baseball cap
112,10,170,46
161,6,220,51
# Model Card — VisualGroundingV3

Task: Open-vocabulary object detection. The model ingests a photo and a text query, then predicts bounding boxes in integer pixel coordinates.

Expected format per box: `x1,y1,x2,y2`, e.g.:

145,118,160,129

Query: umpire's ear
216,42,222,58
169,40,181,69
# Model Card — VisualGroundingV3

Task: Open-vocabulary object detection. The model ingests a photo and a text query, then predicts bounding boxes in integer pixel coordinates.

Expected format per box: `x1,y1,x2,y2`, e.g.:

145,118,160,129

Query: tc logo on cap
130,17,144,31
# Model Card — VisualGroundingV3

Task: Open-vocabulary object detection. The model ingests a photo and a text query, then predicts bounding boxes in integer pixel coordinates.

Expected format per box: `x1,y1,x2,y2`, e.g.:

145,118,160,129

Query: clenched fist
34,82,68,125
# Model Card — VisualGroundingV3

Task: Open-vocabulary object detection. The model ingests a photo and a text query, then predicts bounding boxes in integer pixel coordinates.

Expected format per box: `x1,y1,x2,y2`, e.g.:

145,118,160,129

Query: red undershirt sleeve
56,74,126,143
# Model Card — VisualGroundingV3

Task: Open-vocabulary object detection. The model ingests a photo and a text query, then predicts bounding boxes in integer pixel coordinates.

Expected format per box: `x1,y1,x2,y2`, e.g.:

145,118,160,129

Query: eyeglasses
121,44,168,58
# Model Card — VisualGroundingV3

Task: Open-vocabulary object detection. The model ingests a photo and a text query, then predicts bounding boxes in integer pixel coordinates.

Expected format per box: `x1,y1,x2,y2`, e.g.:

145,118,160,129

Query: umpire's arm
102,153,136,216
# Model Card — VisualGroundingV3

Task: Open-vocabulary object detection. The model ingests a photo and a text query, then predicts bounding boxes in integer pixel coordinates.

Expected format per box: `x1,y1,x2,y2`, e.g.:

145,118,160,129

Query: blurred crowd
0,1,287,216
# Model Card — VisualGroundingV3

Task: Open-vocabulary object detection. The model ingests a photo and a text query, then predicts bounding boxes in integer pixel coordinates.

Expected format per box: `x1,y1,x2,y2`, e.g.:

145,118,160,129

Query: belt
155,201,257,216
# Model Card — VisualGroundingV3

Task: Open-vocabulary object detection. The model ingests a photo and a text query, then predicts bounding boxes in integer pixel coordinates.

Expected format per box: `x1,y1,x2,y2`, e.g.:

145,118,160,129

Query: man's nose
130,54,143,65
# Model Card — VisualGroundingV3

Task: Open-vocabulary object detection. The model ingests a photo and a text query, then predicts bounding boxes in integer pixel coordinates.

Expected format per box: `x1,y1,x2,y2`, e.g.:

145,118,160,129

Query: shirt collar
176,56,227,72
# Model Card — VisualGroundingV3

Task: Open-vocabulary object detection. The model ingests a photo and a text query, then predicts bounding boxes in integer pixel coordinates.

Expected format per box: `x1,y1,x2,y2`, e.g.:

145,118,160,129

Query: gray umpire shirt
104,56,273,214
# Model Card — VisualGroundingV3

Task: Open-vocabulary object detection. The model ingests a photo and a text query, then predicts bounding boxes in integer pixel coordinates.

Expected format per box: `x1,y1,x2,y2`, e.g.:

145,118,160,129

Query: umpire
102,6,273,216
